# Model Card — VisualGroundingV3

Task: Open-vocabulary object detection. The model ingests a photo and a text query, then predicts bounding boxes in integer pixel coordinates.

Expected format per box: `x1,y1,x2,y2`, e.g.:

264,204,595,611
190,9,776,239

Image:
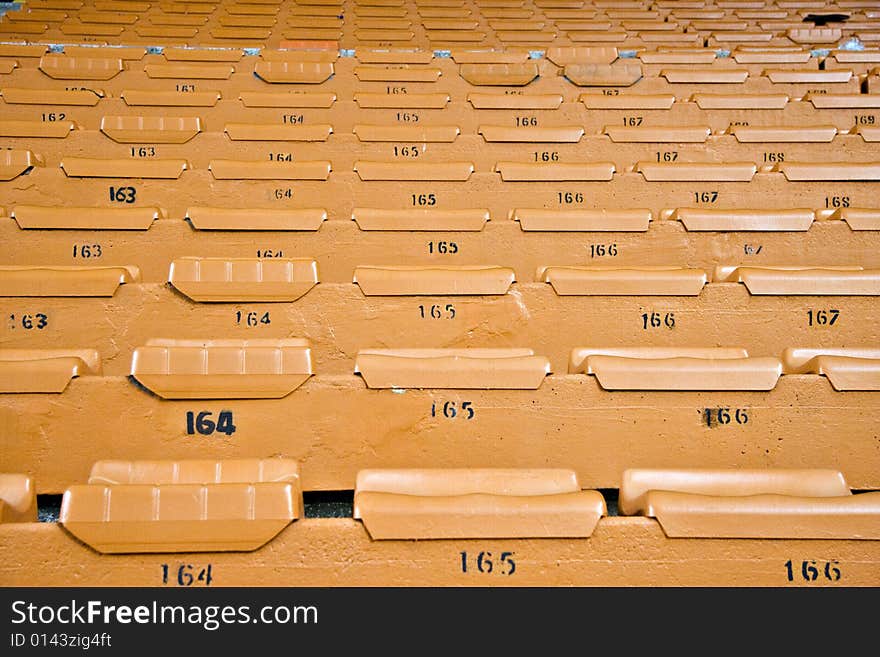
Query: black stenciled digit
501,552,515,575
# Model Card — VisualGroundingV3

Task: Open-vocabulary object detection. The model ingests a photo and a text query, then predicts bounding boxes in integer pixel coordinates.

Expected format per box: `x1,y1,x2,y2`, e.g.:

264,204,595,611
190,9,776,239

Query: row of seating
4,205,877,226
15,0,880,8
2,269,878,379
3,2,880,48
0,25,874,47
3,463,878,585
3,43,877,64
4,261,880,290
5,140,879,190
9,341,868,385
4,53,876,88
3,222,876,286
3,15,874,33
4,93,880,133
4,343,875,391
5,350,878,495
5,153,880,180
3,462,880,549
4,205,876,232
5,316,867,502
5,123,879,145
6,0,877,19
